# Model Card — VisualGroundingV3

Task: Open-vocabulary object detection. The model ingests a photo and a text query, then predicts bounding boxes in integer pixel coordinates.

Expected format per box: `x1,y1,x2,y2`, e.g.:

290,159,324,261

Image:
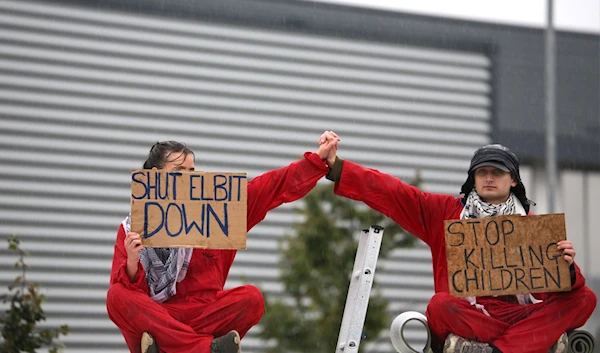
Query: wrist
325,156,344,183
125,257,140,283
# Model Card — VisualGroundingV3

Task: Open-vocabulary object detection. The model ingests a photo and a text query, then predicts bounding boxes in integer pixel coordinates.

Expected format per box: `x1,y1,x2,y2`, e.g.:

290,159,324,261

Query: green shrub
0,235,69,353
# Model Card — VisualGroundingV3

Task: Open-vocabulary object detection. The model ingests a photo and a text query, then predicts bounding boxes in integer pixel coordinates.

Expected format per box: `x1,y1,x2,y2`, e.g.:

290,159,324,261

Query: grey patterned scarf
122,215,193,303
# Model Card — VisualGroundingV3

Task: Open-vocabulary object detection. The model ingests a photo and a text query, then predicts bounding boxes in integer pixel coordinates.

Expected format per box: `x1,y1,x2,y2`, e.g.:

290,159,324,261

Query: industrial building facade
0,0,598,352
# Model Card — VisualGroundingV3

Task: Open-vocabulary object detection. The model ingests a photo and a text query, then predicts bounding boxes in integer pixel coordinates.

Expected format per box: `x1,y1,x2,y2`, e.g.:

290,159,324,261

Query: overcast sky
306,0,600,34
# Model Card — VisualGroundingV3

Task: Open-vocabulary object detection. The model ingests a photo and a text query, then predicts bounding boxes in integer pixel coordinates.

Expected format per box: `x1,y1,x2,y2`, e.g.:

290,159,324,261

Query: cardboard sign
445,214,571,297
130,170,247,249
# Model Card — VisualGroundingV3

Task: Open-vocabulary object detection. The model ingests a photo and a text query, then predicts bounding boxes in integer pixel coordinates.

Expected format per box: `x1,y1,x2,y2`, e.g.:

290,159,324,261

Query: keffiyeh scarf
122,214,193,303
461,190,517,219
460,190,530,315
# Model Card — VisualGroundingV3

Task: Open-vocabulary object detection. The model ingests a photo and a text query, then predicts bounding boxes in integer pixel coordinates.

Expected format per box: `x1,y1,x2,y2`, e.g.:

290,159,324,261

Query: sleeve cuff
118,261,146,290
326,156,344,183
303,152,330,171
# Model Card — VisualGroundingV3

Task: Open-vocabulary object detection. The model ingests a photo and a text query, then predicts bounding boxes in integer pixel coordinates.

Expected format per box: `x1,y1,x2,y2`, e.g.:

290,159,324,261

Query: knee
106,283,130,319
106,283,145,313
426,293,461,340
426,293,467,327
243,284,265,317
106,283,126,310
572,286,597,317
427,292,458,316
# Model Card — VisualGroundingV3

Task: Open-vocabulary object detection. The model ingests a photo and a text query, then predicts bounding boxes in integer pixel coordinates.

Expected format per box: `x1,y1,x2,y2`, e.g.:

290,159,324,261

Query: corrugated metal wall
0,1,492,352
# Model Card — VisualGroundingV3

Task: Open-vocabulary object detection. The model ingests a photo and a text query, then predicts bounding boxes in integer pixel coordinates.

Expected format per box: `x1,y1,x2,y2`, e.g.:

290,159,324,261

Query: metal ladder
335,225,384,353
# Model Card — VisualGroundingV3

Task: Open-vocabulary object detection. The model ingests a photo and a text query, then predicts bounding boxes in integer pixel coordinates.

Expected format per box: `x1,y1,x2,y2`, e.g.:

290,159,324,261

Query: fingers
319,137,340,151
564,255,574,265
126,232,140,243
130,237,143,248
557,240,574,253
318,131,340,151
556,240,572,249
125,232,144,251
318,130,340,145
316,134,340,161
318,133,326,144
319,131,332,144
322,137,340,150
557,241,575,265
563,248,575,264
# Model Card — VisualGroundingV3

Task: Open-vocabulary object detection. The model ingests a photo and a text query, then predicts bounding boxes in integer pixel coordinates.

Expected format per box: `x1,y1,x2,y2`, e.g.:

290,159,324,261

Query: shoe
444,333,493,353
548,332,568,353
210,330,241,353
141,332,159,353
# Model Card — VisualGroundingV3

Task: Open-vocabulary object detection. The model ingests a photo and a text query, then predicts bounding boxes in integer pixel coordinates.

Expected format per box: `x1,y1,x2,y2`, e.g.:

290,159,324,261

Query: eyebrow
173,165,194,171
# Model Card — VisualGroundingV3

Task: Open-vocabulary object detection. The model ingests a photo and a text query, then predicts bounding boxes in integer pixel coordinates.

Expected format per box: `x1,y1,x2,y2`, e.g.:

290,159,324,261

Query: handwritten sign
445,214,571,297
130,170,247,249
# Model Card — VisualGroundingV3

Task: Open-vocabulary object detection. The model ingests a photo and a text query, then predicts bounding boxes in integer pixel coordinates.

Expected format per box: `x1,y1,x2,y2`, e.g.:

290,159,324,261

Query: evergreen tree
258,178,419,353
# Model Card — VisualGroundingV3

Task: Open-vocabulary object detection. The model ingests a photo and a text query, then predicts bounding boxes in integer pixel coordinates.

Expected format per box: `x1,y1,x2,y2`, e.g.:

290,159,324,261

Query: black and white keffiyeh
122,214,192,303
460,190,530,314
461,189,517,219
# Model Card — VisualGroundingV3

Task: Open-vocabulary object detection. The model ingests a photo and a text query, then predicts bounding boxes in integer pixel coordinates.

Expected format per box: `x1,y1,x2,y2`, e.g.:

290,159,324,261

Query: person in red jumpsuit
322,134,597,353
107,133,339,353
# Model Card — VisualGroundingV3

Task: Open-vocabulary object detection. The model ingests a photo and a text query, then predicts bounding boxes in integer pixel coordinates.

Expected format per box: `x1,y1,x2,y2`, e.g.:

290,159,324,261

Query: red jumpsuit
334,160,597,353
107,152,329,353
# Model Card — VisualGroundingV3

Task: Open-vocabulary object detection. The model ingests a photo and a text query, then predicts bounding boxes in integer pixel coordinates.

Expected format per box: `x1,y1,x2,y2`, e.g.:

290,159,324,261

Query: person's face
153,151,195,172
473,166,517,204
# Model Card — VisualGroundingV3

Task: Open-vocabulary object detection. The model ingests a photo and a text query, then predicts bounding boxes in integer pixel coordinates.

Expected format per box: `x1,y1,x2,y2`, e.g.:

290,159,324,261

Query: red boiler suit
107,152,329,353
334,160,597,353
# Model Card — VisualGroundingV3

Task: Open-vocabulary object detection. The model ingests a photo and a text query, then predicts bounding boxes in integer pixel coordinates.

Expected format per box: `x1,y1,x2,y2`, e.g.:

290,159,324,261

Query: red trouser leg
426,292,509,352
108,284,265,353
426,287,597,353
489,287,597,353
106,283,207,353
165,284,265,345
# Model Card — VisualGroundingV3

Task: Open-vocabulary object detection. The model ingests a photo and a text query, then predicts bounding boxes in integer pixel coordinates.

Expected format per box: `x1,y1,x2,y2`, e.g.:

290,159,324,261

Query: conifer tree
259,178,419,353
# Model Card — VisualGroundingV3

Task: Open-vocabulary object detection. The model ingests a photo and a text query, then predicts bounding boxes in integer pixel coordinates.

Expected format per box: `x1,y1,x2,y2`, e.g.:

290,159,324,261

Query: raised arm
319,130,457,244
246,132,339,231
331,158,455,245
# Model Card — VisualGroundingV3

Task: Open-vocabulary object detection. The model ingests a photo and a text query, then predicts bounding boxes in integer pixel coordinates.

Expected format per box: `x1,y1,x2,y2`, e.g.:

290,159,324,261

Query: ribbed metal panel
0,1,491,352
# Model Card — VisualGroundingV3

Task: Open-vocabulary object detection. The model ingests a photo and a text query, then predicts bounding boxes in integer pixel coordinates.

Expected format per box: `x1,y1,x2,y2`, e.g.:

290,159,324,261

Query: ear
511,179,518,188
151,167,157,170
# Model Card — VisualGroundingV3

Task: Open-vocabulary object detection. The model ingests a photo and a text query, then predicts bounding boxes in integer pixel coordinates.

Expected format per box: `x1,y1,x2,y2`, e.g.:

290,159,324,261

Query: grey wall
66,0,599,169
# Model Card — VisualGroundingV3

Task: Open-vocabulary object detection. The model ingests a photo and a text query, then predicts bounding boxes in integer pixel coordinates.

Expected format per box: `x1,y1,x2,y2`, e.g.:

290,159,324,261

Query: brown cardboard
130,170,247,249
444,214,571,297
